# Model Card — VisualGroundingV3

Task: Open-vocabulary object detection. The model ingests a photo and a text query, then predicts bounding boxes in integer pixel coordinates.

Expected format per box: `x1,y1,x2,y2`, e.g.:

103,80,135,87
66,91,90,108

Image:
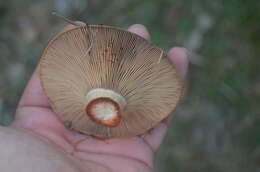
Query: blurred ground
0,0,259,171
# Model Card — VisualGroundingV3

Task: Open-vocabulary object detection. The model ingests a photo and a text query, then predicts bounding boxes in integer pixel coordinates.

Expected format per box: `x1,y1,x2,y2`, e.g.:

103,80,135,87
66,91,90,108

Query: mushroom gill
40,25,183,138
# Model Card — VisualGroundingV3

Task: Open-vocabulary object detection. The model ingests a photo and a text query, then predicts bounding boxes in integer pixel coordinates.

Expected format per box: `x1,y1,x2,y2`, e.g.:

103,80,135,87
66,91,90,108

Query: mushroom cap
40,25,183,138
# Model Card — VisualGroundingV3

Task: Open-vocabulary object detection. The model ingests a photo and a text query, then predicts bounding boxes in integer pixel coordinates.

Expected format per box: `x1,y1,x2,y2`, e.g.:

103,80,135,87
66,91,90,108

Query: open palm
8,24,188,172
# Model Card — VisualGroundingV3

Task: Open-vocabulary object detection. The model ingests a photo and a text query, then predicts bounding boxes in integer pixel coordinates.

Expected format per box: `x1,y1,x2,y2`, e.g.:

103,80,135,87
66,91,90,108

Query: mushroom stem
85,88,126,127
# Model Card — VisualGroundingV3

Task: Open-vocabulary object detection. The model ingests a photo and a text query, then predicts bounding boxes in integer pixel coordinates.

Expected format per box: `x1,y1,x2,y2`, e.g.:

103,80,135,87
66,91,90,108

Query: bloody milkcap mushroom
40,24,183,138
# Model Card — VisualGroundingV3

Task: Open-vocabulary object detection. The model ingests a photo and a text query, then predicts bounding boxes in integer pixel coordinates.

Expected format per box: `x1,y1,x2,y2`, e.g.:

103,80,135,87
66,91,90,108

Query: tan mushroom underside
40,25,183,138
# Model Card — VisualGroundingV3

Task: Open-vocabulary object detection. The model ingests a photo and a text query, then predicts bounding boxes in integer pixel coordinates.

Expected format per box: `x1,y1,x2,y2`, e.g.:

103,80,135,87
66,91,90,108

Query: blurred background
0,0,259,171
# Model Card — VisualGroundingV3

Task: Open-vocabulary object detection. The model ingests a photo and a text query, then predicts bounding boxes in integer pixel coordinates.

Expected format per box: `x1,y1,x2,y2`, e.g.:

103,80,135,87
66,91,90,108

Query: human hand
0,24,188,172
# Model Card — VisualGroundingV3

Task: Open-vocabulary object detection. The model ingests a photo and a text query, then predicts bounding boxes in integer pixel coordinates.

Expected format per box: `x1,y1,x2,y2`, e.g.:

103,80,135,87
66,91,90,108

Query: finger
143,47,188,151
168,47,188,80
62,24,77,32
128,24,150,40
62,22,85,32
18,65,49,108
161,47,188,124
17,24,79,109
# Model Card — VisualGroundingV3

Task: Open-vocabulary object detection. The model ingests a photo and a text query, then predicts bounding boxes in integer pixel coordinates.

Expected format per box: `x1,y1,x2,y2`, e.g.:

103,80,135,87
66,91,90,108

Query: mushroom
40,25,183,138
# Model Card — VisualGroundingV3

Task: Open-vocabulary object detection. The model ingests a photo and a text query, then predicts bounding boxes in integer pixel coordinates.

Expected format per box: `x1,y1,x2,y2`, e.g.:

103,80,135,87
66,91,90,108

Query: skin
0,24,188,172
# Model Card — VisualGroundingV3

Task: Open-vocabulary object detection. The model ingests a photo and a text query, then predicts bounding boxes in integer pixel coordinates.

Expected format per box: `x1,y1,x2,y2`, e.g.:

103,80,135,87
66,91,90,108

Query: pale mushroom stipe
39,14,184,138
